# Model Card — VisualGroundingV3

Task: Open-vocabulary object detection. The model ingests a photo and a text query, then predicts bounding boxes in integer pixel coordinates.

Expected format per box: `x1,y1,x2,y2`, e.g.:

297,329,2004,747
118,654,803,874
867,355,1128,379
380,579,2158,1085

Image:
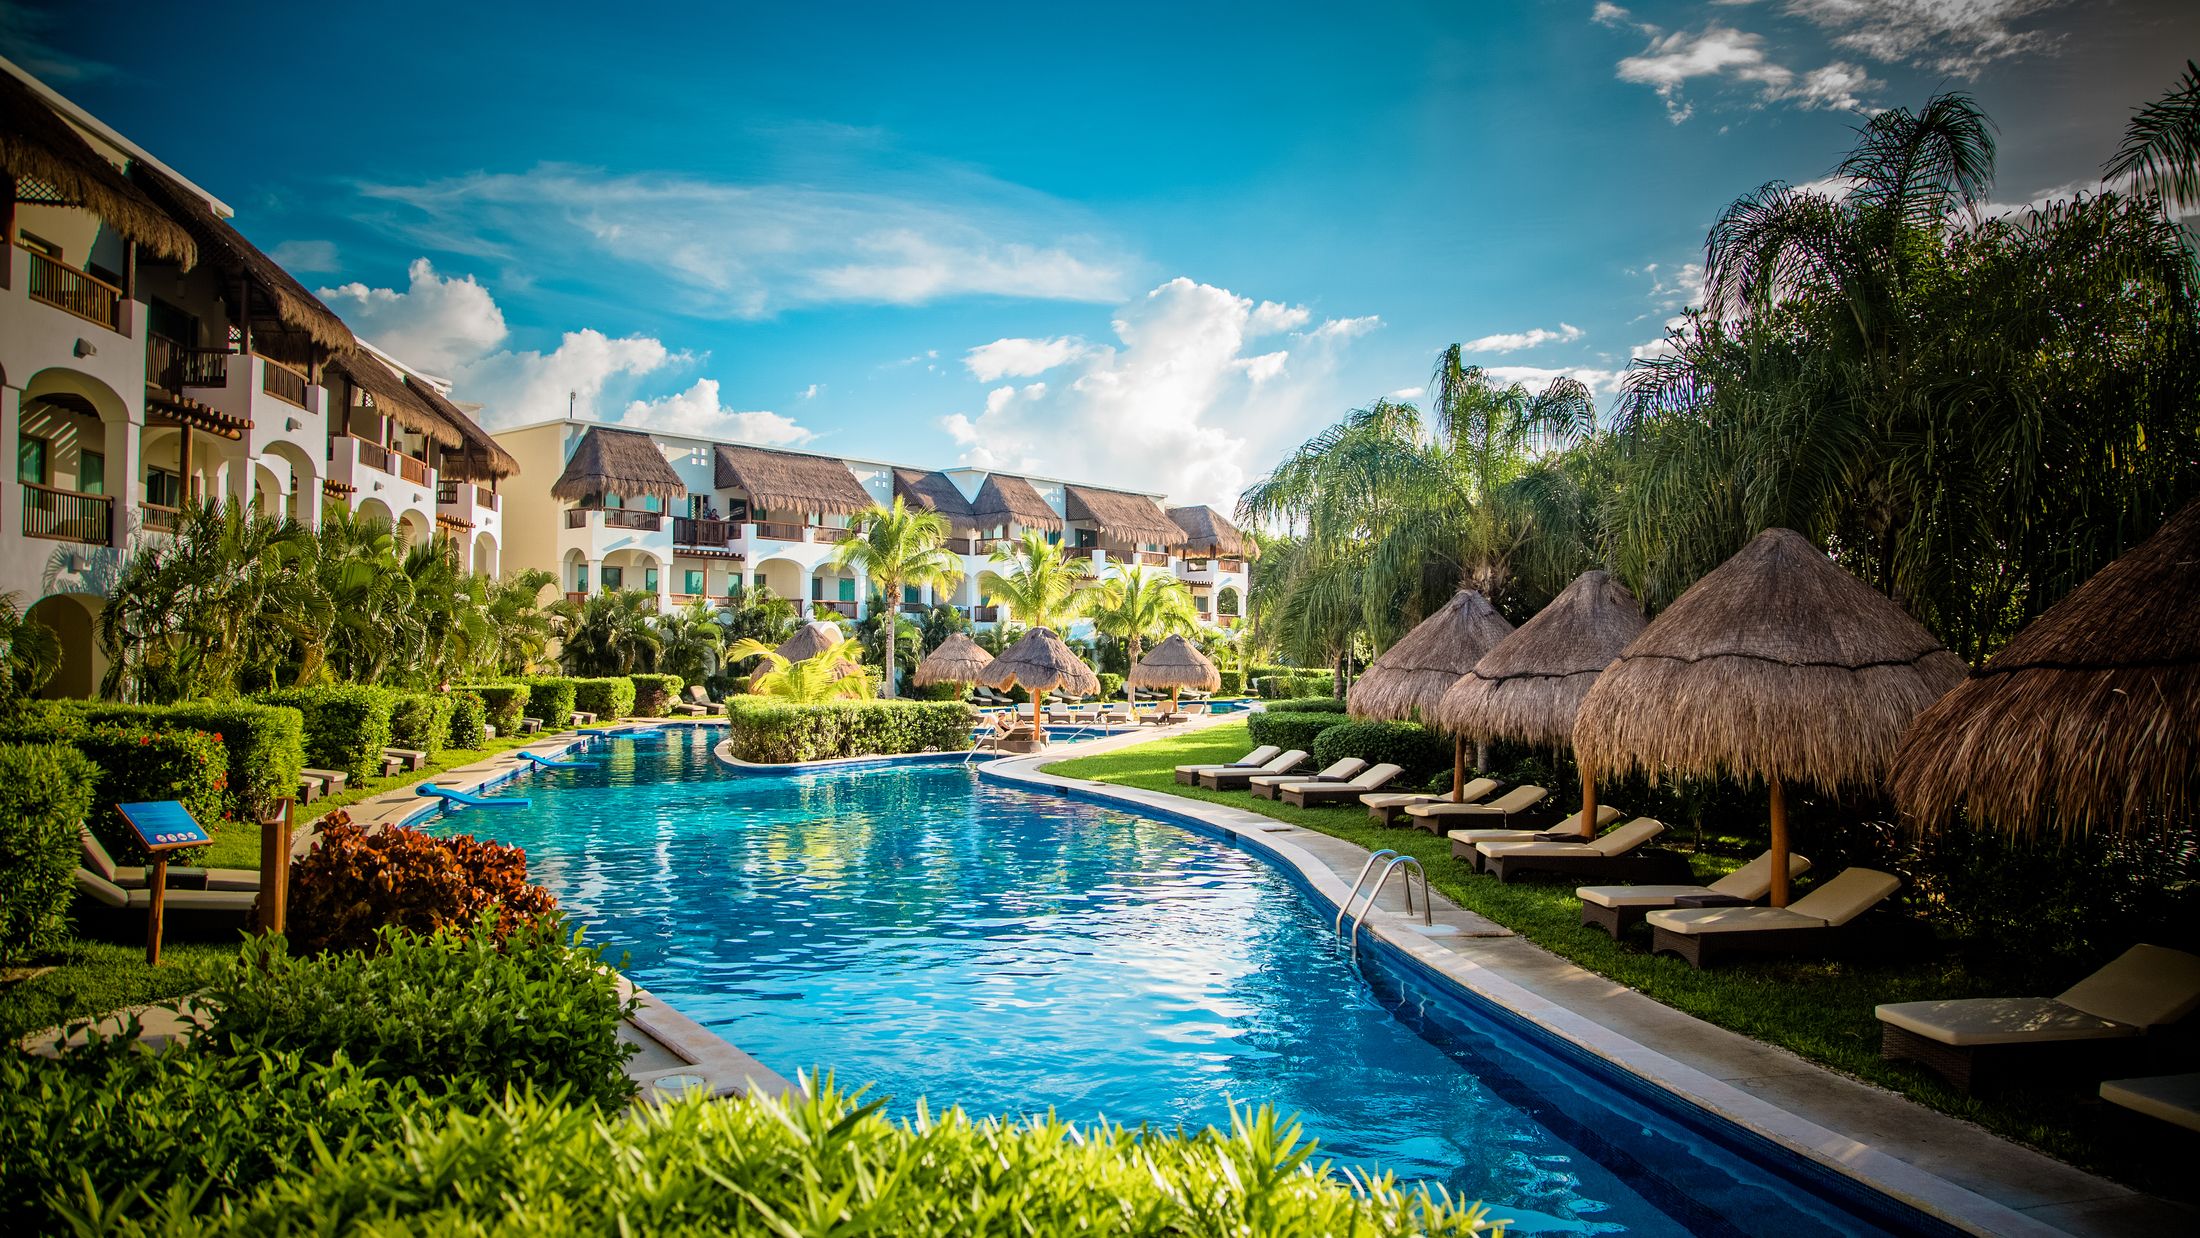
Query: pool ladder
1333,850,1431,953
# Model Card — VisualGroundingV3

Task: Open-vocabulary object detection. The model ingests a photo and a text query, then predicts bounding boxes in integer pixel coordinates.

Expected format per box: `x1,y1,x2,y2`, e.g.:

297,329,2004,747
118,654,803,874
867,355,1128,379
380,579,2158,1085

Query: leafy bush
1243,710,1344,753
12,721,227,866
725,698,973,763
0,742,98,962
459,682,530,734
202,918,638,1109
67,700,304,823
1098,671,1125,699
1258,673,1334,699
522,675,579,725
912,681,966,701
1265,697,1347,714
446,690,488,749
1312,720,1452,787
628,673,683,718
572,676,638,719
389,691,458,761
1218,668,1245,696
285,817,559,954
259,685,399,783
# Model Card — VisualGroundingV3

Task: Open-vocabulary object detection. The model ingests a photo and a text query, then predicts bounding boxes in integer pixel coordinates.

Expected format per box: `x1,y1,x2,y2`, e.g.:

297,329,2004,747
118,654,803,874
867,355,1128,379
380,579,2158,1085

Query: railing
753,520,805,541
566,591,587,606
811,526,854,543
605,509,661,530
441,481,500,512
354,436,392,475
437,481,461,506
141,502,182,533
1081,547,1104,563
21,482,112,544
1137,550,1169,566
943,537,976,554
24,248,121,330
674,516,735,545
901,602,929,615
394,453,432,486
1218,558,1245,573
148,336,231,392
971,605,1001,623
810,599,856,618
260,358,310,408
477,486,498,511
564,508,590,530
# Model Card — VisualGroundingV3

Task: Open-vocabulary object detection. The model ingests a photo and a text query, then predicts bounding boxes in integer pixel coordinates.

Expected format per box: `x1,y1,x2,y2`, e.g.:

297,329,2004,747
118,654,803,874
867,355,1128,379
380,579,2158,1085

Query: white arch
25,593,104,699
752,556,805,601
397,507,433,547
472,529,499,577
355,497,396,530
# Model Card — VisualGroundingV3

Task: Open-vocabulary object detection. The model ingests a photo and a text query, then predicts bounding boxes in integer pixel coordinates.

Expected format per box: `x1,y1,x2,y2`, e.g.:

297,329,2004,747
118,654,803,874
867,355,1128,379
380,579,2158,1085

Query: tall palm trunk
880,575,899,697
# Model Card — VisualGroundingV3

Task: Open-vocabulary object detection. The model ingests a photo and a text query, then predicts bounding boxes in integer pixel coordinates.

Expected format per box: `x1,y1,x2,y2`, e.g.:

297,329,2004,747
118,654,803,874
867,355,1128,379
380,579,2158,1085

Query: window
18,435,47,485
604,492,624,510
903,584,922,606
148,298,198,346
79,451,104,496
146,467,183,508
838,577,857,603
602,565,624,590
688,496,707,519
18,232,60,259
644,567,659,593
811,576,826,601
684,569,704,595
642,495,662,513
575,564,590,593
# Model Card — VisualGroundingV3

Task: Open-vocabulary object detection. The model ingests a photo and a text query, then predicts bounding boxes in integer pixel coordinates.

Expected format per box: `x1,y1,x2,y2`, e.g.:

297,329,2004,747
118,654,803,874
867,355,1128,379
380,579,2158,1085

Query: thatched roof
714,444,872,514
406,375,518,480
324,351,461,447
1347,590,1516,722
1166,506,1257,559
893,468,979,535
1892,499,2200,839
1434,571,1644,746
752,620,863,688
972,474,1062,531
1065,485,1188,546
979,627,1101,696
130,164,353,359
552,426,686,502
1128,634,1222,692
1,72,196,264
1575,528,1966,793
912,632,994,686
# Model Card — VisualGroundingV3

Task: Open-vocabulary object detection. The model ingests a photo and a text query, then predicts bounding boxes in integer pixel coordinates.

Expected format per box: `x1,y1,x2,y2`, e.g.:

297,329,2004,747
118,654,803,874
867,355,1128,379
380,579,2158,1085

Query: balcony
971,605,1001,623
260,357,310,409
141,502,181,533
148,336,231,393
810,599,857,618
24,247,120,331
564,507,663,531
21,482,113,544
752,520,805,541
1136,550,1170,567
811,526,854,544
342,434,430,485
673,516,736,547
437,480,499,511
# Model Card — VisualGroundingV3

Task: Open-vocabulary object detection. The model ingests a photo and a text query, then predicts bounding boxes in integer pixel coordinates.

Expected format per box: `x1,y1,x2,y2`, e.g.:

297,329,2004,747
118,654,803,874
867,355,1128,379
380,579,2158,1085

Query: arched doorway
25,593,103,699
354,497,396,531
472,530,499,577
396,508,433,548
19,370,127,546
752,556,805,604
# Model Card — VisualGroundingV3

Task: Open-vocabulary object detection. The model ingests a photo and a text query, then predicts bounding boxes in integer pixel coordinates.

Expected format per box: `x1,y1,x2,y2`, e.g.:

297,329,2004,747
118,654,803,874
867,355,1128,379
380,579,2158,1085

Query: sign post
258,797,293,936
115,801,213,966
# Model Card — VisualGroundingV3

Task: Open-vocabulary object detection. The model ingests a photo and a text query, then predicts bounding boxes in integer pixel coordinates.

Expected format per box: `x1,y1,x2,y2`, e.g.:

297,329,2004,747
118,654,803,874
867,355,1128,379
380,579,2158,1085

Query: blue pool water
432,728,1940,1236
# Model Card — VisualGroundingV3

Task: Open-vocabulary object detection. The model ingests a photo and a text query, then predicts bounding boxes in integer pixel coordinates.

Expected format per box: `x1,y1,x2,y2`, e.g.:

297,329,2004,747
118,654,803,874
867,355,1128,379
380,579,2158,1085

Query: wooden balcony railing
24,248,120,330
477,487,499,511
943,537,976,554
1218,558,1245,573
141,502,182,533
21,482,112,544
752,520,805,542
1137,550,1169,566
674,516,735,546
354,436,392,475
260,358,310,409
148,336,230,392
901,602,929,616
437,481,461,506
811,526,854,543
971,605,1001,623
810,599,856,618
605,509,660,530
395,453,432,486
439,482,501,512
564,508,590,530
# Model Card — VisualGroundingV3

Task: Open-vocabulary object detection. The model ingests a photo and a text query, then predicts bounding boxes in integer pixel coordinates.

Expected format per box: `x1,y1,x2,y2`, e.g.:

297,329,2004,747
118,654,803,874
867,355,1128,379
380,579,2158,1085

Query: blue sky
7,1,2195,507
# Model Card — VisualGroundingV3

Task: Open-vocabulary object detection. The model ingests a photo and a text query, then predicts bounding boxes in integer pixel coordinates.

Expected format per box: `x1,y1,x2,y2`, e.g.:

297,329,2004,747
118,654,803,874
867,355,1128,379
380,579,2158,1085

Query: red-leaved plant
285,812,559,954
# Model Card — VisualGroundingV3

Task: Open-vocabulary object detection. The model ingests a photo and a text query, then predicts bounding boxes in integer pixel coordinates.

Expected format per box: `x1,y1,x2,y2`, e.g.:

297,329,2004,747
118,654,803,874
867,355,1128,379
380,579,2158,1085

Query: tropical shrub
1218,668,1245,696
461,682,530,733
1097,672,1125,699
572,676,638,720
285,817,559,954
0,742,98,962
1243,710,1344,753
259,685,399,783
1265,697,1347,714
522,675,579,725
388,691,458,761
1312,720,1452,787
55,722,226,866
446,690,488,749
1258,673,1334,699
724,698,972,763
913,680,966,701
628,672,683,717
64,700,305,824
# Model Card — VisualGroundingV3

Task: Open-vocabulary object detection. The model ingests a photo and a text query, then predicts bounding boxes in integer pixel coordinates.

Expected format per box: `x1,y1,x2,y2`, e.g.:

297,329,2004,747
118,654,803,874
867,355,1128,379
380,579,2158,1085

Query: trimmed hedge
1257,673,1334,699
0,742,98,962
66,722,226,866
1098,671,1125,699
1218,668,1245,696
460,683,530,734
572,677,637,720
389,692,458,762
1243,710,1345,753
65,700,305,824
1311,719,1452,787
259,685,399,783
1265,697,1347,714
725,698,973,763
523,676,579,726
628,673,682,718
447,690,488,749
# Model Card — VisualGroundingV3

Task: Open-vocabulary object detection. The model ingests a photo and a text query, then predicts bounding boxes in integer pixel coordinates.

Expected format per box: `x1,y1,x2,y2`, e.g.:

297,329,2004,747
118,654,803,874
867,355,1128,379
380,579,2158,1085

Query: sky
7,0,2196,510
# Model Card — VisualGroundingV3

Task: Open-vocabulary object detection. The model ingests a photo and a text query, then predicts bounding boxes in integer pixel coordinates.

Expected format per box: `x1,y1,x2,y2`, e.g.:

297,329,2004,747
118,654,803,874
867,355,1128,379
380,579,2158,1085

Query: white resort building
1,59,517,695
493,418,1255,631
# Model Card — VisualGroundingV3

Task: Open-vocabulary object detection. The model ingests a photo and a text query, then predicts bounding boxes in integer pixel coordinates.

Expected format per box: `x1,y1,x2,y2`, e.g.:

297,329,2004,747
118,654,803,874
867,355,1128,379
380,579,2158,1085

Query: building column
585,556,602,596
0,384,18,539
655,557,672,612
108,409,143,547
853,569,869,620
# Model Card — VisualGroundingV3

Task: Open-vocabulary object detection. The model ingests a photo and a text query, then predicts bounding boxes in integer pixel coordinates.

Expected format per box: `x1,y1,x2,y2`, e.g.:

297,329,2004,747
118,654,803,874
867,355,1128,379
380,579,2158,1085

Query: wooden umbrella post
1768,777,1791,908
1451,735,1466,801
1578,772,1598,839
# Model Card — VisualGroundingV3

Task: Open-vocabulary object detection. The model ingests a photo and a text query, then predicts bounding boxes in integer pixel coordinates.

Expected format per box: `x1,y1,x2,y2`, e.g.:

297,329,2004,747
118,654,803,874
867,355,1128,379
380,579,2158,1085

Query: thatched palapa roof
324,351,460,447
714,444,872,514
1574,528,1966,792
1,71,195,264
972,474,1062,531
893,469,979,535
1166,506,1257,559
980,627,1101,697
752,620,863,688
1892,498,2200,839
552,426,686,502
130,163,353,359
1129,634,1222,692
1347,589,1516,722
913,632,994,687
1065,485,1187,546
406,375,518,480
1435,571,1644,746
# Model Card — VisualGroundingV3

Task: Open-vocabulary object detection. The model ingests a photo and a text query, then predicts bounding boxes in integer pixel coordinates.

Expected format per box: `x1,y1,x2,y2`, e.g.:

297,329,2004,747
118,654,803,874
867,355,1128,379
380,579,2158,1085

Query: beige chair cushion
1646,904,1825,936
1579,883,1719,910
79,827,118,882
1875,996,2139,1047
1480,819,1663,860
1256,758,1362,790
1448,827,1544,846
1706,849,1813,900
1786,868,1900,926
1344,763,1402,790
74,867,135,909
1535,803,1626,835
1366,777,1499,813
2057,945,2200,1029
1408,784,1546,820
2100,1074,2200,1133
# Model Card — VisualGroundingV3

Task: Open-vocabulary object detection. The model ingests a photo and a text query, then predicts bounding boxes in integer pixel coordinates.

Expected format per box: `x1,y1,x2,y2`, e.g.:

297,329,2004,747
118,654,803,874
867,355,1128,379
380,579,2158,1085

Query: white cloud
1592,2,1634,27
1631,315,1692,361
362,164,1131,318
1782,0,2063,76
1480,365,1630,397
1638,261,1706,313
1462,323,1584,353
939,278,1379,510
1787,61,1879,111
269,239,340,273
320,259,507,374
797,383,822,400
618,378,810,446
454,329,675,427
1616,24,1792,121
963,335,1096,382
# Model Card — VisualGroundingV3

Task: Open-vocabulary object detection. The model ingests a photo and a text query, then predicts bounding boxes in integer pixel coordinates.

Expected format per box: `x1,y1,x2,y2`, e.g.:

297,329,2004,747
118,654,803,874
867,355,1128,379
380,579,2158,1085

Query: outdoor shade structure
980,627,1100,746
1,71,197,264
1435,570,1645,833
912,632,994,689
1574,528,1966,906
1128,634,1221,710
751,620,862,689
552,426,687,503
1347,588,1516,789
1891,498,2200,841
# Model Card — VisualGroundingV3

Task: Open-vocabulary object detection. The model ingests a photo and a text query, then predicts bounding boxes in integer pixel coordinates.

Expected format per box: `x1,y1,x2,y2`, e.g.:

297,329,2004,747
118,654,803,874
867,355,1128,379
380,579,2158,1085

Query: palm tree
1085,565,1200,678
486,570,560,675
0,592,61,710
556,590,664,675
657,598,727,685
983,531,1092,633
2107,59,2200,214
727,635,873,702
829,497,962,696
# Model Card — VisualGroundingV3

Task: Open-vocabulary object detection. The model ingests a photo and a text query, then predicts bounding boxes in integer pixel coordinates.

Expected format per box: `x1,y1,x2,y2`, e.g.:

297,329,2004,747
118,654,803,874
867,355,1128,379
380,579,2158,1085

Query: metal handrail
1334,849,1398,934
1350,856,1430,954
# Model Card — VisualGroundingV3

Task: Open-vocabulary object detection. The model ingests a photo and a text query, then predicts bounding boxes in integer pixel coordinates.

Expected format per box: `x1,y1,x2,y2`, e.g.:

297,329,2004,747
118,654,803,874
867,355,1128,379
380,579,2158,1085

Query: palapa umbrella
1128,634,1221,712
1435,571,1645,833
1574,529,1965,906
912,632,995,690
750,619,863,689
979,627,1101,747
1892,498,2200,840
1347,588,1516,787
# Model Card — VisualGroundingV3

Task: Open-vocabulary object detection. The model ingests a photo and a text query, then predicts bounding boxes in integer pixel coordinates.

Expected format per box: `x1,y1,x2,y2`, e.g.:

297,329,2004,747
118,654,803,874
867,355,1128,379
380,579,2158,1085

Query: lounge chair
1141,703,1180,726
1280,764,1403,808
1477,819,1691,884
1876,945,2200,1091
1251,758,1366,800
570,711,597,727
520,716,544,734
1099,702,1134,724
81,827,259,892
1448,803,1624,861
1405,784,1548,837
1577,849,1814,937
2101,1074,2200,1133
1175,745,1282,785
1363,778,1498,827
1199,751,1309,790
1647,868,1902,969
74,867,258,915
671,684,726,716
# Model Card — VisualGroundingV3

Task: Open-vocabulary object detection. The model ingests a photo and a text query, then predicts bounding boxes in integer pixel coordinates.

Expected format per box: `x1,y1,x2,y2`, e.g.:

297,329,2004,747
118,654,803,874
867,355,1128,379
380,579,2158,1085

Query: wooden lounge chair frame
1405,785,1548,837
1648,869,1900,969
1364,778,1499,827
1251,758,1365,800
1485,838,1693,885
1279,764,1402,808
1175,746,1281,785
1198,751,1308,790
1577,850,1812,938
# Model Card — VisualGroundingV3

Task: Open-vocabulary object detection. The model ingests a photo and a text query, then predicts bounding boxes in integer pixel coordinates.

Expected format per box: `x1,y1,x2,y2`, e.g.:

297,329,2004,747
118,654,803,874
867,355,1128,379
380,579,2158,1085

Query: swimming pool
434,728,1948,1236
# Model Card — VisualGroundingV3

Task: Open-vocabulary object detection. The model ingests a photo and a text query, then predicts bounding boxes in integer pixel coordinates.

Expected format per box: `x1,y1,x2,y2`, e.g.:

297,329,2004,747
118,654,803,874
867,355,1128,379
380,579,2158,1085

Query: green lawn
0,939,238,1044
1043,722,2184,1197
